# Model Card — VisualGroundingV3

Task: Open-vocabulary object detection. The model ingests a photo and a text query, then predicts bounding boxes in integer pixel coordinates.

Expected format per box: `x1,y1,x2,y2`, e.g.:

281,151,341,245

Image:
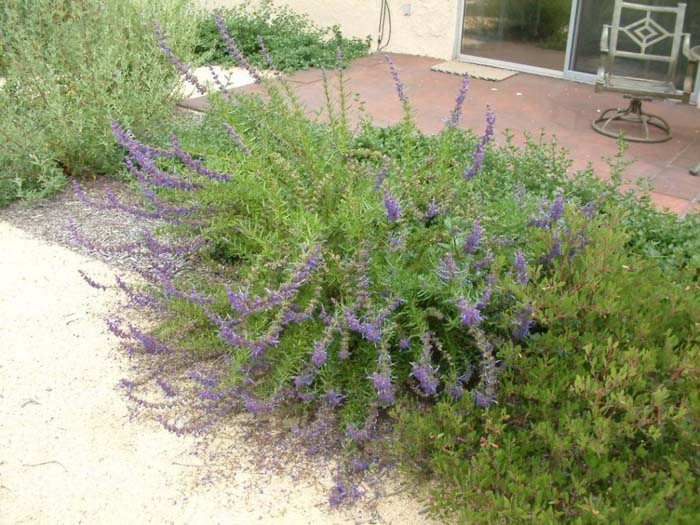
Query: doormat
431,60,518,81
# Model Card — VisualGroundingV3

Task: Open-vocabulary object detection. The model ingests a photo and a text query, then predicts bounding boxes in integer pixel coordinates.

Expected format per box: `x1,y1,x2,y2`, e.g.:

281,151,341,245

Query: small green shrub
0,0,198,205
192,0,370,72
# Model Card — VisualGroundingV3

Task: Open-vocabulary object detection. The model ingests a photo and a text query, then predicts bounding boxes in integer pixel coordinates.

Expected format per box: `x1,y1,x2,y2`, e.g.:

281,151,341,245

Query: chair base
592,97,672,143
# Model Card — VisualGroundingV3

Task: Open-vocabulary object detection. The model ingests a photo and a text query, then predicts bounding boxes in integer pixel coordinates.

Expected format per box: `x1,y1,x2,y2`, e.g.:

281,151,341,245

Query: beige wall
198,0,461,60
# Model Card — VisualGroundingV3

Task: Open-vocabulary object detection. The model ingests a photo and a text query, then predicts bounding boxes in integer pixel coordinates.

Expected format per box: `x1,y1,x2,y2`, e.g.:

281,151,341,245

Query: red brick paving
182,53,700,213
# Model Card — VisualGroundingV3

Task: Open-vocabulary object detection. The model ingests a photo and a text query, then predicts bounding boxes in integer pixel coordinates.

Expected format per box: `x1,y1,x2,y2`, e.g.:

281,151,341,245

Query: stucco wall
197,0,461,60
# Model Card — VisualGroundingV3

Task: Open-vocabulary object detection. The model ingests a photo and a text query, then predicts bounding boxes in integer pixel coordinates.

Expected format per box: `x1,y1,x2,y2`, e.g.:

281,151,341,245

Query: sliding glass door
460,0,574,72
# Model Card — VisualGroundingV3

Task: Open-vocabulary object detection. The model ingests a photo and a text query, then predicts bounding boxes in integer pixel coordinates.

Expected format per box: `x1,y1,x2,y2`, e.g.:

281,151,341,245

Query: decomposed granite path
0,221,434,525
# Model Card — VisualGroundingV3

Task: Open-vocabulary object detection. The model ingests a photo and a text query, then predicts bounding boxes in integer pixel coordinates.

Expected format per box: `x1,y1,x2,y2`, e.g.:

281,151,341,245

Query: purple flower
512,304,533,339
532,194,566,228
384,54,408,104
463,217,483,254
463,106,496,180
514,250,529,286
257,35,275,70
542,232,563,265
477,274,496,309
447,74,469,128
373,160,389,191
472,250,494,271
457,297,484,326
214,10,261,82
169,133,232,182
223,123,251,156
581,199,599,219
411,352,439,396
383,190,401,222
437,253,458,282
78,270,106,290
323,390,344,407
370,371,395,405
311,340,328,368
399,337,410,350
293,372,315,389
423,200,439,221
154,23,207,95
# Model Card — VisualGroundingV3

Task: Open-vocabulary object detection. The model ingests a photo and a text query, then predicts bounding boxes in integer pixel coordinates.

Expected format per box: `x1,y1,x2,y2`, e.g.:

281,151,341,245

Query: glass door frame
453,0,698,103
453,0,587,80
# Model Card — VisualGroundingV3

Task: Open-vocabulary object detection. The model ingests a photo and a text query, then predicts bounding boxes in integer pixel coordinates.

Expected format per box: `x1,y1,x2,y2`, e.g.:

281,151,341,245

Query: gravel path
0,220,434,524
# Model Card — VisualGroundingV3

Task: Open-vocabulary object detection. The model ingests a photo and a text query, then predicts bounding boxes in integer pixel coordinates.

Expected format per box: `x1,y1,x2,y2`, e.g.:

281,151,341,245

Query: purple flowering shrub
74,19,700,516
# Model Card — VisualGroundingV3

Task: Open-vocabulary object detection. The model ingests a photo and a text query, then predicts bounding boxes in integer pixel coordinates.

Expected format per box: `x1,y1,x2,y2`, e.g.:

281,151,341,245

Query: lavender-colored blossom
346,423,369,443
581,199,599,219
311,340,328,368
457,297,484,326
78,270,106,290
373,160,389,191
383,189,401,222
257,35,276,70
463,106,496,180
514,250,529,286
437,253,458,282
423,200,439,221
323,390,344,407
206,64,231,99
472,328,498,408
387,232,403,251
463,217,483,254
542,233,563,265
223,123,251,156
154,22,207,95
477,274,496,309
214,10,261,82
472,250,494,271
532,194,566,228
512,304,533,339
411,349,439,396
399,337,410,350
447,74,469,128
384,54,408,104
370,371,395,405
169,133,232,182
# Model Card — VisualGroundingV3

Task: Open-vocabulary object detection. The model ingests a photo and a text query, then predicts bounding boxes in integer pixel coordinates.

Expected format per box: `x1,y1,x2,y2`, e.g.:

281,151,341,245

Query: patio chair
593,1,698,143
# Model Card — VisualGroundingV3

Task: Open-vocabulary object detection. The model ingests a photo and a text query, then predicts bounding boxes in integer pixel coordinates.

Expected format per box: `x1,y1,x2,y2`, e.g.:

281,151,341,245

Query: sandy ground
0,221,434,525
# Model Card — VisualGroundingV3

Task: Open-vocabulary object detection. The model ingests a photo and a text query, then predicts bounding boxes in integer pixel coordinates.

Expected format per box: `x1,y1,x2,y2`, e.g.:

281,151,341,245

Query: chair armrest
597,25,611,82
682,34,698,62
600,25,611,54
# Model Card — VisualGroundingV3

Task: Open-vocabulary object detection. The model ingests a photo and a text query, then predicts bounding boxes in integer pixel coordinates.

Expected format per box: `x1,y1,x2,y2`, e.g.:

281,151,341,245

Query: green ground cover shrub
192,0,370,72
0,0,197,205
81,27,699,522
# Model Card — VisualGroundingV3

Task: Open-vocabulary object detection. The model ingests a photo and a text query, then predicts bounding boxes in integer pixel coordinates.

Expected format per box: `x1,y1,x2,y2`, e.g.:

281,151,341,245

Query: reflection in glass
461,0,573,71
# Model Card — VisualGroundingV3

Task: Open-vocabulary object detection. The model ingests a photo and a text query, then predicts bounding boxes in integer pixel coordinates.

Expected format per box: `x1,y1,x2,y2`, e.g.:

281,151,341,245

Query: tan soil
0,222,435,525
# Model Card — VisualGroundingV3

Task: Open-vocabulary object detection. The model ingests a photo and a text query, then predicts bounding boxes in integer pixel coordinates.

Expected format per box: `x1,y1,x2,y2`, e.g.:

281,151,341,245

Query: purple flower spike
371,371,395,405
411,350,439,396
257,35,276,70
463,106,496,180
78,270,106,291
463,217,484,254
457,297,484,326
214,10,262,82
437,253,458,282
448,74,469,128
223,123,251,156
542,233,563,265
311,340,328,368
512,304,534,339
154,23,207,95
514,250,529,286
383,190,401,222
549,194,565,223
384,55,408,104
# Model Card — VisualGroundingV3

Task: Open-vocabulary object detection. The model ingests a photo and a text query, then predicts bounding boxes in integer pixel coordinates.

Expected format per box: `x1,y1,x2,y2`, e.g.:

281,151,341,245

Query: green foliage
0,0,198,205
122,59,698,521
395,217,700,523
192,0,370,72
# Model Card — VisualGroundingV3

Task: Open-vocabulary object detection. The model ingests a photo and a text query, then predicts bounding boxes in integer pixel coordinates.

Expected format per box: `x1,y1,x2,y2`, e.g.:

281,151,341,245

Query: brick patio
182,53,700,216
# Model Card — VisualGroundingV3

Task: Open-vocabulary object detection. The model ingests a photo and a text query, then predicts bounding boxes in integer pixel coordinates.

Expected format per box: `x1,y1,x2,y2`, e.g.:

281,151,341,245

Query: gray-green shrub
0,0,198,205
